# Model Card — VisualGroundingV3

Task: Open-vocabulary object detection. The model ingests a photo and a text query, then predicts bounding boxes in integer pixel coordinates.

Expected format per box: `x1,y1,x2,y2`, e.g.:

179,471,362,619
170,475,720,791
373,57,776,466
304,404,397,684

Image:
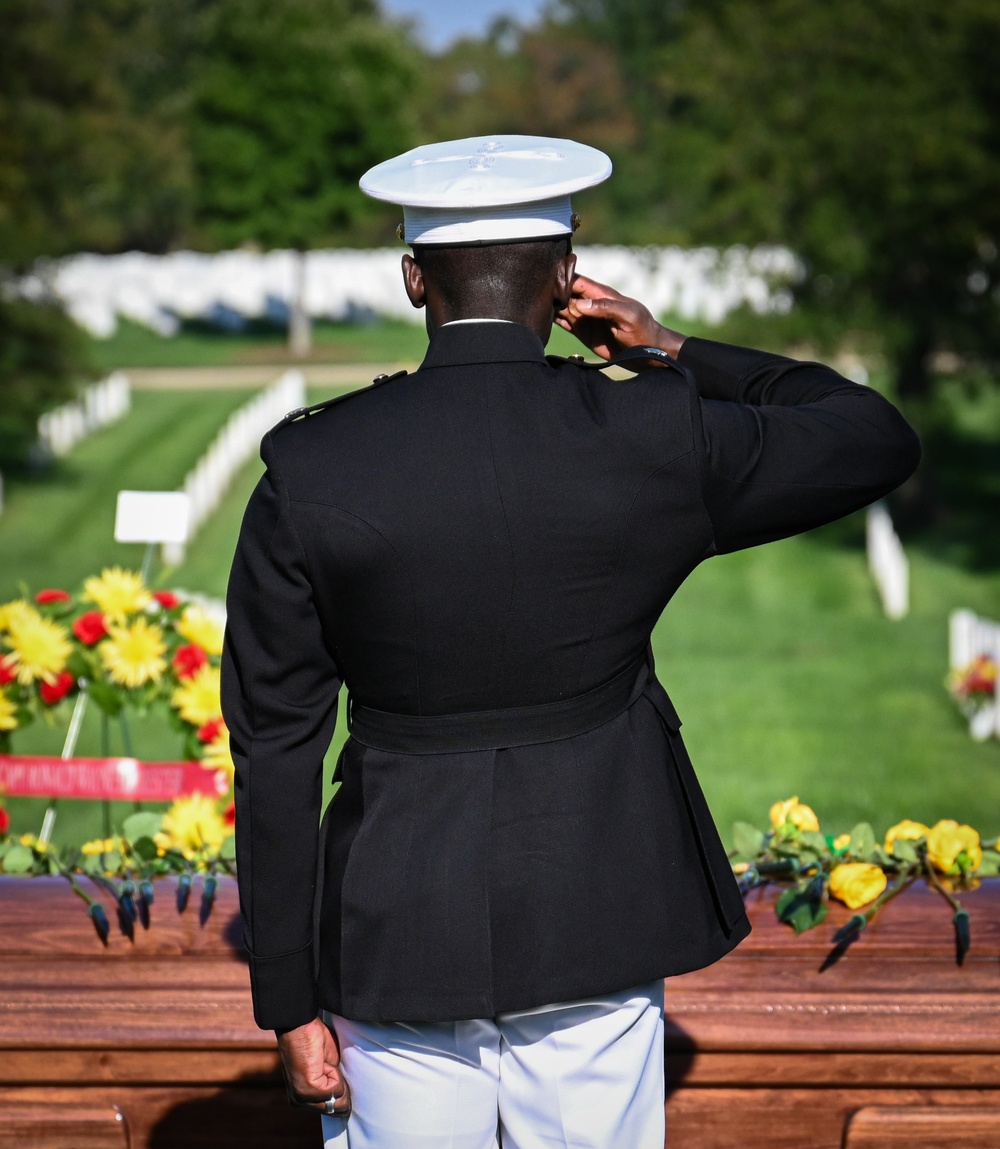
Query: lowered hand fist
277,1016,351,1116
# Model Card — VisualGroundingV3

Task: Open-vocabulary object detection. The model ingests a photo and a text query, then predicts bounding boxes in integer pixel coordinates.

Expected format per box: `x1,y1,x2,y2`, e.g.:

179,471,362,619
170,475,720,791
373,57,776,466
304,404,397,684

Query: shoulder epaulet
547,346,691,378
274,369,409,430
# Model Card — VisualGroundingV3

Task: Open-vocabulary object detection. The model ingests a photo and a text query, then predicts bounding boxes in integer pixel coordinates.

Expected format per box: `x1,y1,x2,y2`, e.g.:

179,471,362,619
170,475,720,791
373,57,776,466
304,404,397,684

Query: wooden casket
0,875,997,1148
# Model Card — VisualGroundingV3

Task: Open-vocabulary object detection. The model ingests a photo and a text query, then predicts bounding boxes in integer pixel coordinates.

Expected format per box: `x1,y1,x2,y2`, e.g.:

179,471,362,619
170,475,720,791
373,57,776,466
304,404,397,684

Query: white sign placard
114,490,191,544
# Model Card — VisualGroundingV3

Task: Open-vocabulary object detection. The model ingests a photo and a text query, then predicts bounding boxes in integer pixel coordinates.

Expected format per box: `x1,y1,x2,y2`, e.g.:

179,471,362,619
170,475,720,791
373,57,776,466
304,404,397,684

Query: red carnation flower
73,611,108,646
35,589,71,605
223,801,236,826
173,643,208,681
0,661,15,686
153,590,181,610
0,806,9,836
39,670,75,705
197,717,225,743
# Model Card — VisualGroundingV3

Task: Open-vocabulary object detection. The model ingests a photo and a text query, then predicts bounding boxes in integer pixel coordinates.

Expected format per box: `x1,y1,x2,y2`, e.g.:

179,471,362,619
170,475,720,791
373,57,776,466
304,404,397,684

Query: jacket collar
419,320,547,370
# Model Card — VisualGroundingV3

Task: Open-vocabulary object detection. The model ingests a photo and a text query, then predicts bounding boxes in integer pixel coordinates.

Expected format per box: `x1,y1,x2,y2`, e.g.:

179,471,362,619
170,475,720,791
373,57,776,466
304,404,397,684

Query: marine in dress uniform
221,136,921,1148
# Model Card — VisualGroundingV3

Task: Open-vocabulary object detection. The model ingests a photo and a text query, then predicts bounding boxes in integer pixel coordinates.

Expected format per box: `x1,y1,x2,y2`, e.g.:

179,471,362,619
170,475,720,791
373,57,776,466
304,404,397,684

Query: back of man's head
413,237,572,325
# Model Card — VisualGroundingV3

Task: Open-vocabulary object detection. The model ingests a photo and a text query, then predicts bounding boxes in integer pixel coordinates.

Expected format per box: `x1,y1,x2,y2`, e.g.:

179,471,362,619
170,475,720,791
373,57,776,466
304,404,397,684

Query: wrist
651,322,686,358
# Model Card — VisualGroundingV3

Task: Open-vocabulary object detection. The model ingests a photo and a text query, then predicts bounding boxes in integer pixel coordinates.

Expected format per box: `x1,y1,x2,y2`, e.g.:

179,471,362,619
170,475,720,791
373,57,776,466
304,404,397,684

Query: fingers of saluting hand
555,275,662,360
569,274,629,303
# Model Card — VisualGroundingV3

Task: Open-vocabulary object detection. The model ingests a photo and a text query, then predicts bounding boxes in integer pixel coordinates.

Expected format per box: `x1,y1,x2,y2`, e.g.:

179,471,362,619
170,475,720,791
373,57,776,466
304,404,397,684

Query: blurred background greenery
1,0,998,844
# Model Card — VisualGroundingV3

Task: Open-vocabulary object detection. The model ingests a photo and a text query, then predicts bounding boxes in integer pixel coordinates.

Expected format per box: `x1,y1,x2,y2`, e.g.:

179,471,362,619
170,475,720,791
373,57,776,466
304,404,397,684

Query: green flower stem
923,854,964,913
862,866,918,923
58,865,99,910
833,865,918,942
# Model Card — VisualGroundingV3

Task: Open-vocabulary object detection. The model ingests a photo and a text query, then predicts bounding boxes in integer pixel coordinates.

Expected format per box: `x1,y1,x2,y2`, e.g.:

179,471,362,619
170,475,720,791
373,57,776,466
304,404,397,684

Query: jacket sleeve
221,431,341,1032
677,336,922,555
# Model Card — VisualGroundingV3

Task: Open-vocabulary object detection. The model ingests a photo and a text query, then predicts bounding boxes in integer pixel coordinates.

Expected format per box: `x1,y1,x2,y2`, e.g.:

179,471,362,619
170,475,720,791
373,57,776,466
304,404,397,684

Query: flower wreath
0,567,233,785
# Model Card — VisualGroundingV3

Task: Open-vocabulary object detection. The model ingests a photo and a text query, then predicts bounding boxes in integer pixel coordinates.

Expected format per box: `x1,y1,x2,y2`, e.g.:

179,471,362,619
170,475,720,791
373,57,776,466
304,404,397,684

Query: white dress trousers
321,980,665,1149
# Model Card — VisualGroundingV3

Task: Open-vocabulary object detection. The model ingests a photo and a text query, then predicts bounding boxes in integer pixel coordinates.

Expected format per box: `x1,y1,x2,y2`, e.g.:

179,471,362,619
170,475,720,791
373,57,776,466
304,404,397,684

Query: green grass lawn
2,370,999,849
90,317,431,371
88,316,603,372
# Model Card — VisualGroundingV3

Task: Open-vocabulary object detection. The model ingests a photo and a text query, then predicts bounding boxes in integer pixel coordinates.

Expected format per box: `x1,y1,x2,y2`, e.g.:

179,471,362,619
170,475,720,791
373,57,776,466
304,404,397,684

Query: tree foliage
0,0,194,267
188,0,420,250
0,299,93,468
555,0,1000,396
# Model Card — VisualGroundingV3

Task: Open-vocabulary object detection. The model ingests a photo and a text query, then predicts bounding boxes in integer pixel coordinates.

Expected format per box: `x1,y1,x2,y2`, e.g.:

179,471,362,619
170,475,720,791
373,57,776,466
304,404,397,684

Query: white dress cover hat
359,135,612,246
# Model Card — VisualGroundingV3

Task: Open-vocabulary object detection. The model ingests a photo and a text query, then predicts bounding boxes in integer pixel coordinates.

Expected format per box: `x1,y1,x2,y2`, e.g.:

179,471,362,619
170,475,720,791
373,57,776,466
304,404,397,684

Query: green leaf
799,830,829,855
2,844,35,873
891,838,918,863
977,850,1000,876
220,834,236,861
775,885,828,934
86,679,123,717
131,836,159,862
732,821,765,858
849,822,877,860
123,812,163,842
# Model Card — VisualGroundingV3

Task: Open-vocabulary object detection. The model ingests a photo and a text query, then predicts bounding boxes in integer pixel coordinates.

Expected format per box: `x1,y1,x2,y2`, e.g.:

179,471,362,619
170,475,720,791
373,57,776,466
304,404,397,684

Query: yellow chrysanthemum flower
0,600,34,633
100,618,167,689
83,567,151,623
0,693,17,732
2,607,72,685
176,605,225,657
161,793,229,858
81,837,124,856
829,862,887,909
926,820,982,874
884,819,931,853
201,725,235,784
171,664,222,727
769,796,820,833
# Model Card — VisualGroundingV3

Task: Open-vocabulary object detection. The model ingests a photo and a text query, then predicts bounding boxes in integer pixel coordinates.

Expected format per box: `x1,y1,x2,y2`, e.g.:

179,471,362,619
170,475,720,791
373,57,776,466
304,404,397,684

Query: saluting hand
277,1016,352,1116
556,274,687,362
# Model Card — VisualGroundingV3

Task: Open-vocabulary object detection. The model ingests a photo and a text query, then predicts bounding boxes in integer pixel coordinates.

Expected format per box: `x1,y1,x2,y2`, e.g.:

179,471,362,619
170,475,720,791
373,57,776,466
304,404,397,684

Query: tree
414,15,639,244
0,0,194,268
188,0,420,352
583,0,1000,401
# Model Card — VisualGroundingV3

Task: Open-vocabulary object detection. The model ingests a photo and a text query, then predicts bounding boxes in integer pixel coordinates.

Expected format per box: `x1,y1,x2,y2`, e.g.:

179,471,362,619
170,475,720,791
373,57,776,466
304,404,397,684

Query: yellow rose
829,862,887,909
769,796,820,833
884,819,931,853
926,820,982,874
832,833,851,851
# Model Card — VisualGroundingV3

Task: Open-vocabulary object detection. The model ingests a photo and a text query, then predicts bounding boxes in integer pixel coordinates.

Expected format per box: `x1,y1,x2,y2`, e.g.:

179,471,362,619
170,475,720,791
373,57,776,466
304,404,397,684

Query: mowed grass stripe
657,530,1000,838
0,389,253,599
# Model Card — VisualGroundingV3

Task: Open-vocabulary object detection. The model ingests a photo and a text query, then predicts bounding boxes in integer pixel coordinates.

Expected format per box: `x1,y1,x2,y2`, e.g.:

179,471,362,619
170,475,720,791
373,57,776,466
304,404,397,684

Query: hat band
403,196,573,246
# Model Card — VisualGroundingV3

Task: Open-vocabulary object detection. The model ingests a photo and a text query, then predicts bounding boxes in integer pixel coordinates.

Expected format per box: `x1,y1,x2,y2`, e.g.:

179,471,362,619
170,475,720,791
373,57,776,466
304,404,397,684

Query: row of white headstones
7,371,995,741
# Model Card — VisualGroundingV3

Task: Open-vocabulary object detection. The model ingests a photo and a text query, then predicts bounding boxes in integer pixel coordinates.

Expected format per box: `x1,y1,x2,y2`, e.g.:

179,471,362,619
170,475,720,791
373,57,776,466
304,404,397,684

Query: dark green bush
0,297,94,469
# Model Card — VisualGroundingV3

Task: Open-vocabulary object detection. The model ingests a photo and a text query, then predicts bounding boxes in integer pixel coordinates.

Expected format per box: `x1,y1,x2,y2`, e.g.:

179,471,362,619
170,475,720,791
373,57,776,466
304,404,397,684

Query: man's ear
401,254,426,310
553,250,578,311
